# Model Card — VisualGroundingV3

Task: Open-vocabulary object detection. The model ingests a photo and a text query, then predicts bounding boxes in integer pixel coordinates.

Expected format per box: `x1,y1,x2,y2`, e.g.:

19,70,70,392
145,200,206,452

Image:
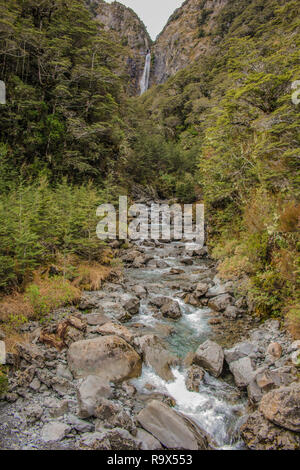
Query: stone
259,383,300,432
67,335,142,381
56,364,73,381
95,401,136,435
77,375,112,418
24,403,43,424
0,329,5,340
44,397,69,418
96,322,134,343
41,422,70,443
136,428,163,450
224,341,258,364
291,350,300,366
131,285,147,298
137,400,209,450
267,342,282,359
66,414,94,433
79,431,111,450
29,377,41,391
194,282,209,297
224,305,239,319
229,357,255,388
255,366,296,392
0,340,6,365
208,294,232,312
122,296,140,315
193,340,224,378
51,376,73,396
241,410,300,450
16,342,45,367
185,365,205,392
206,284,230,297
84,313,110,326
134,335,177,381
247,379,263,404
161,299,182,320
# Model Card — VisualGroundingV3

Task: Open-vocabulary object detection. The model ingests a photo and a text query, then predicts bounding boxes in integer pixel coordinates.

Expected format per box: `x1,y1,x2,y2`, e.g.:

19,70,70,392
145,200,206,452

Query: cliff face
151,0,229,85
88,0,152,95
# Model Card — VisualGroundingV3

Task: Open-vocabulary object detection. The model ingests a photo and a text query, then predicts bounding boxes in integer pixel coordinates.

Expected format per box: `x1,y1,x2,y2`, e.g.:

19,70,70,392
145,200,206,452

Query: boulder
0,329,5,340
96,322,134,343
0,340,6,365
137,400,208,450
224,341,258,364
122,296,140,315
206,284,230,298
208,294,232,312
229,357,255,388
41,422,70,443
259,383,300,432
136,428,163,450
77,375,112,418
194,282,209,298
95,399,136,435
16,342,45,367
68,335,142,381
134,335,177,381
85,313,111,326
193,340,224,378
161,299,182,320
241,410,300,450
131,285,147,298
185,365,205,392
66,414,94,433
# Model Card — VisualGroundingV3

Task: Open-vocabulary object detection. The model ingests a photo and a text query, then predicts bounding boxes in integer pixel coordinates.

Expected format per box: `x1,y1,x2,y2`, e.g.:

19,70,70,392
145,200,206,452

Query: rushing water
140,51,151,95
124,234,247,449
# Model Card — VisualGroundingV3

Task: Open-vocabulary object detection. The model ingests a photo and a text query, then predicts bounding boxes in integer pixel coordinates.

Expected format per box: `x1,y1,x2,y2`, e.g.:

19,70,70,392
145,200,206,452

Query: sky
105,0,184,40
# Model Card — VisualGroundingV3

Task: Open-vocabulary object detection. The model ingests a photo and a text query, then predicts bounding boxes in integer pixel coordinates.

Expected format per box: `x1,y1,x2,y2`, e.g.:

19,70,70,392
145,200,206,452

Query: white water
140,51,151,95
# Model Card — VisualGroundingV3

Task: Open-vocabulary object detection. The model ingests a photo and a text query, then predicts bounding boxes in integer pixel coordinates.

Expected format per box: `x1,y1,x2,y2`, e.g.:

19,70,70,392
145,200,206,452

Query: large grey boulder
229,357,255,388
77,375,112,418
241,410,300,450
134,335,177,381
137,400,209,450
67,335,142,381
224,341,259,364
259,383,300,432
193,340,224,378
41,422,70,443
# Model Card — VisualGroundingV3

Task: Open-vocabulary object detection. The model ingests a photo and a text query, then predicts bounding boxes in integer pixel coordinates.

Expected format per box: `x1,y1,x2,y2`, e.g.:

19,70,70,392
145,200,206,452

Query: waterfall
140,51,151,95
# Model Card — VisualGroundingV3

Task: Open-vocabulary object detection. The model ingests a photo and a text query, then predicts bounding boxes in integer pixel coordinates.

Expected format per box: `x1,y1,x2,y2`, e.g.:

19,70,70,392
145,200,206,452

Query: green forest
0,0,299,338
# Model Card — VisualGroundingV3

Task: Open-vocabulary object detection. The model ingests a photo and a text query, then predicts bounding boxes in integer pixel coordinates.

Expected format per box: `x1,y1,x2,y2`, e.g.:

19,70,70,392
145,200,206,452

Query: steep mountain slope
88,0,152,95
151,0,229,84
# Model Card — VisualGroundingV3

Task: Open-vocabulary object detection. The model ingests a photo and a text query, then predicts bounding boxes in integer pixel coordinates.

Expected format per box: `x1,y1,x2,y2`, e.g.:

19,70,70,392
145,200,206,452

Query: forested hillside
135,0,300,334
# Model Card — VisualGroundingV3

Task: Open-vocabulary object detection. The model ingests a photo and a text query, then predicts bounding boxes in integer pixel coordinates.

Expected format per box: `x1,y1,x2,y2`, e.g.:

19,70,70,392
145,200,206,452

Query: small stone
56,364,73,381
41,422,70,443
29,377,41,391
267,342,282,359
0,329,5,340
186,365,205,392
0,341,6,365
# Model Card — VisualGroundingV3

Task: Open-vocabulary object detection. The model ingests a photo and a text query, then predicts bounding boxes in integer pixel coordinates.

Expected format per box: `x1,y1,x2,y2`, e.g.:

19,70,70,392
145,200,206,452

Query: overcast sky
105,0,184,40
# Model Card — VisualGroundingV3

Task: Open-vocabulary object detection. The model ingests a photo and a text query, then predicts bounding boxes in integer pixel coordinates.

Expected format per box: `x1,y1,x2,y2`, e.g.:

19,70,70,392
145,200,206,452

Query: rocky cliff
151,0,229,85
87,0,152,95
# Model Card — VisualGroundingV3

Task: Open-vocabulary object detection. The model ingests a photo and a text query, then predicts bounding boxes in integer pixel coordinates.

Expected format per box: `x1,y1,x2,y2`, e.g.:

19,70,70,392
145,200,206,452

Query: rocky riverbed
0,221,299,450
